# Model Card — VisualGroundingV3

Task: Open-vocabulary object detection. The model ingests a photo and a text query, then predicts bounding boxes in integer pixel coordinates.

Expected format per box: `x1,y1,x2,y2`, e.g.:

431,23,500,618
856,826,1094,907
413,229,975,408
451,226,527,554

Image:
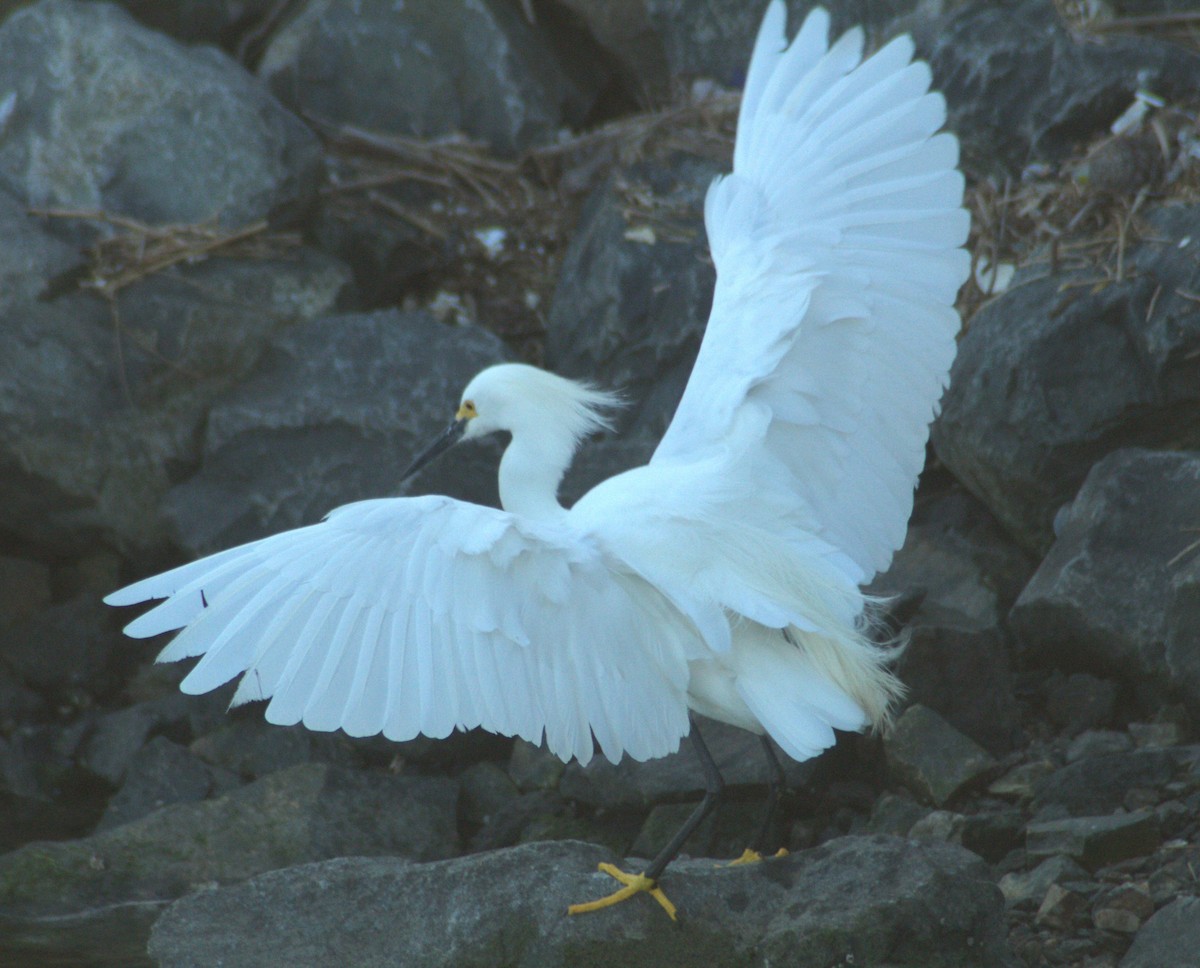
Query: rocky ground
1,0,1199,965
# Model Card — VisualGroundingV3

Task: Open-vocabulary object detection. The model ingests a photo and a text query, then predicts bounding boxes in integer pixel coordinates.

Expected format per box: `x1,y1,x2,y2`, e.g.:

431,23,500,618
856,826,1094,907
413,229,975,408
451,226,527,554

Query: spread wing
106,496,700,765
653,3,970,583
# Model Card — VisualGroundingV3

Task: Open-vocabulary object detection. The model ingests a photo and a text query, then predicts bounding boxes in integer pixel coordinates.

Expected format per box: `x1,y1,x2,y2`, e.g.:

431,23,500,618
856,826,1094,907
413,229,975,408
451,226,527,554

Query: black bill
400,418,468,483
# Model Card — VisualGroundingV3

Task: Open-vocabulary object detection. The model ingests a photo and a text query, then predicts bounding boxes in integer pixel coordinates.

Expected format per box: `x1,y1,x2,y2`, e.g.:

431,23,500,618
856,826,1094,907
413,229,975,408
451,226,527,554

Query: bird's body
106,0,969,916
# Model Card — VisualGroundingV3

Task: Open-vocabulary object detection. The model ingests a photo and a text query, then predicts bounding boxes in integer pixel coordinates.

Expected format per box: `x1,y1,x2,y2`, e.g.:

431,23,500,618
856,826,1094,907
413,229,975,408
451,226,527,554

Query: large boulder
258,0,598,156
933,204,1200,554
112,0,277,46
0,189,352,555
546,158,719,500
870,487,1033,753
0,762,459,964
147,837,1014,968
919,0,1200,176
161,309,511,557
0,0,321,227
554,0,929,102
1009,449,1200,718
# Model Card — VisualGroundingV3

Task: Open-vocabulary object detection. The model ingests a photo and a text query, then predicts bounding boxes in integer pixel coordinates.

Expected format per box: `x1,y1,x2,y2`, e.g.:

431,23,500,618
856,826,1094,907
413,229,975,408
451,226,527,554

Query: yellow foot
725,848,763,866
567,862,678,921
723,847,790,867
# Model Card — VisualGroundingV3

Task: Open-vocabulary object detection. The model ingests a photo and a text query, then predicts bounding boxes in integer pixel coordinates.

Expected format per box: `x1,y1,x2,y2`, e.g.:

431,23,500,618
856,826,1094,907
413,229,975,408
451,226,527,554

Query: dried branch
29,209,299,299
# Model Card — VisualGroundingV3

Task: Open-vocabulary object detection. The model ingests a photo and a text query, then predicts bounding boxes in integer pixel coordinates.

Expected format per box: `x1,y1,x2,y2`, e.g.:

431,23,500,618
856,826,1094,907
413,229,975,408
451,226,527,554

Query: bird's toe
566,862,678,921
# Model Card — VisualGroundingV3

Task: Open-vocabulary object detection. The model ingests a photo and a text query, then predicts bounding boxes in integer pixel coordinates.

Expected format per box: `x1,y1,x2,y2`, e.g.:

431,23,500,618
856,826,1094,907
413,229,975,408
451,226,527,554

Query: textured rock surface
161,309,510,555
1025,813,1161,869
1120,896,1200,968
920,0,1200,175
933,205,1200,554
0,0,320,226
546,159,719,499
0,763,457,962
559,717,814,810
1009,449,1200,715
147,837,1014,968
557,0,929,100
0,192,352,554
259,0,596,156
885,704,998,806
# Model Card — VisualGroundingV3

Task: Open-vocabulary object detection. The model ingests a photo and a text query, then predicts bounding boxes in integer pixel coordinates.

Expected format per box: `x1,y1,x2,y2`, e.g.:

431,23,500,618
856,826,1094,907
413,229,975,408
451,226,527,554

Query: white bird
106,1,968,920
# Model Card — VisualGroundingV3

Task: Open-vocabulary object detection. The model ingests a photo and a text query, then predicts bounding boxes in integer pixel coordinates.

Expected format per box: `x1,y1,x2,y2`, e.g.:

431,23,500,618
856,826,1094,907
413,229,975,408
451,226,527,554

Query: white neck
498,429,575,522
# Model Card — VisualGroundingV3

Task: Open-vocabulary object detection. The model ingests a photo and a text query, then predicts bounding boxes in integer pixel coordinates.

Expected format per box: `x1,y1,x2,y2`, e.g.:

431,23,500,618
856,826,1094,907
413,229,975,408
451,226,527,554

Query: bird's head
401,363,621,483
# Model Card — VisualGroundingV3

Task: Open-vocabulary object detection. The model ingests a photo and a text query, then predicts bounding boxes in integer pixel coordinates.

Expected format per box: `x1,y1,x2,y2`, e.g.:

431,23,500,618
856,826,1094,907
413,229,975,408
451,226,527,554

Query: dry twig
30,208,299,299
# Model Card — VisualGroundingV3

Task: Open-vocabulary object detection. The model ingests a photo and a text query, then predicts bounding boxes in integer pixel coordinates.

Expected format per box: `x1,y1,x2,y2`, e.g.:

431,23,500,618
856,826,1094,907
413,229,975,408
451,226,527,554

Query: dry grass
29,209,300,301
1056,1,1200,50
312,88,739,358
960,93,1200,324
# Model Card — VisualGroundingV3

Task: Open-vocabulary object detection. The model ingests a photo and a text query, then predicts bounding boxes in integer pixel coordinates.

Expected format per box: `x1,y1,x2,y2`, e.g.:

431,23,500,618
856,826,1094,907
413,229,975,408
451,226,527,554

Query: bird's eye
457,400,478,420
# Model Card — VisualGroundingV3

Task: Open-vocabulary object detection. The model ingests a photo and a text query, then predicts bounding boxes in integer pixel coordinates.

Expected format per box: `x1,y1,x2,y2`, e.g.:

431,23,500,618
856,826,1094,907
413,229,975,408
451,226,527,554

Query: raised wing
653,3,969,583
105,496,701,765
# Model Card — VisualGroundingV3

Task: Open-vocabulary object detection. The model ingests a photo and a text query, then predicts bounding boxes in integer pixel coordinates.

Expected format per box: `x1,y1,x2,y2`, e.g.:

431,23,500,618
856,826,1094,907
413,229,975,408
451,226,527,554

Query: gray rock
556,0,925,100
0,666,42,733
894,625,1021,755
162,309,510,556
933,201,1200,554
546,159,721,501
961,808,1025,865
1093,882,1155,935
312,156,445,307
1166,553,1200,715
869,492,1031,754
1025,812,1161,869
508,738,568,793
559,718,814,810
0,595,123,698
115,0,277,45
919,0,1200,175
871,489,1035,633
1066,730,1134,763
1120,895,1200,968
0,0,321,227
988,760,1056,802
998,855,1090,909
908,809,965,845
1129,720,1186,749
259,0,595,156
1043,673,1119,735
867,792,928,837
460,761,521,827
1034,882,1087,931
0,763,458,958
1031,750,1175,817
630,801,719,859
0,903,158,968
96,736,240,832
1009,450,1200,717
187,720,351,781
884,704,997,806
148,836,1015,968
471,789,578,853
0,762,453,959
0,734,98,851
0,185,351,554
0,556,51,627
82,694,202,786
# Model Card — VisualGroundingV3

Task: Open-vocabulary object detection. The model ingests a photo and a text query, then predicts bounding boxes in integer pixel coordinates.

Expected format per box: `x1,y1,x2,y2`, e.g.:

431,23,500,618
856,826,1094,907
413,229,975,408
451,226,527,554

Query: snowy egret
106,1,968,920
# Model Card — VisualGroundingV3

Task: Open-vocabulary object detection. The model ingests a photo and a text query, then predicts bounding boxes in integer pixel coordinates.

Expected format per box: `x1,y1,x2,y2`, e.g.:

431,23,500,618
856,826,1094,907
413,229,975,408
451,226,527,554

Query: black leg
643,715,725,882
754,735,786,852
